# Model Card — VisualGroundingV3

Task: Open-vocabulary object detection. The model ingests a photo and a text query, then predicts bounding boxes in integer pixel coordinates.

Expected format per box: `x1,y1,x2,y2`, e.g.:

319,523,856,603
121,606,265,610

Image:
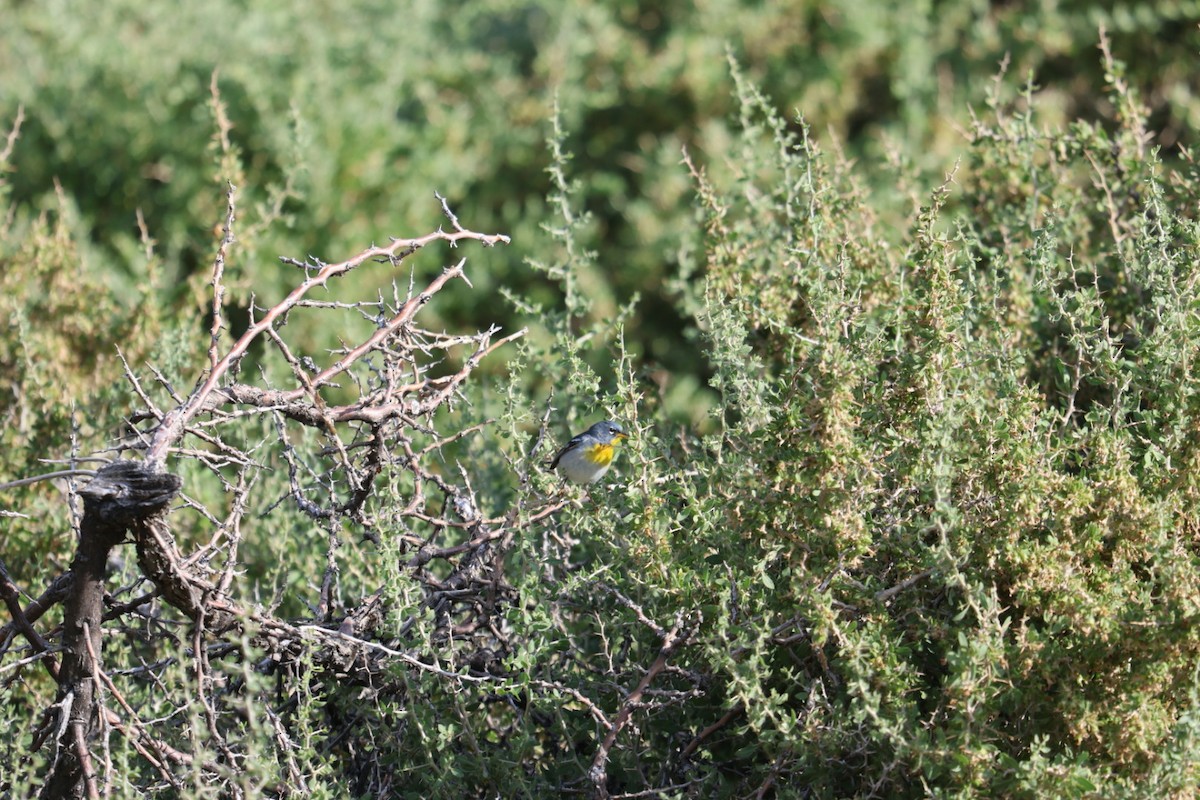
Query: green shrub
4,4,1200,798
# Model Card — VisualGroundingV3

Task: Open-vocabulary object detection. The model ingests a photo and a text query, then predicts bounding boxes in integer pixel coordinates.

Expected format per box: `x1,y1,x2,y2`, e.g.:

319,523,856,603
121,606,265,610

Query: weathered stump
41,461,180,800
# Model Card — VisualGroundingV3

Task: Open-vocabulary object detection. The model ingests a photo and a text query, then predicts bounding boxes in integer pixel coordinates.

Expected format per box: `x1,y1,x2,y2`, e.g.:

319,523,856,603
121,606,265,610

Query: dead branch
143,211,511,470
9,196,562,798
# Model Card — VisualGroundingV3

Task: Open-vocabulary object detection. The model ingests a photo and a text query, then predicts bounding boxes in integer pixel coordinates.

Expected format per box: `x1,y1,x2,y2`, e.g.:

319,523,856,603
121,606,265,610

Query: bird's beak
615,432,629,443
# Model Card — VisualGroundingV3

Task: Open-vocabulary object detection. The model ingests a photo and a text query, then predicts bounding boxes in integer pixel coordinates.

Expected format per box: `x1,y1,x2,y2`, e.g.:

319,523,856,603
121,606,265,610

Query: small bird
549,420,630,484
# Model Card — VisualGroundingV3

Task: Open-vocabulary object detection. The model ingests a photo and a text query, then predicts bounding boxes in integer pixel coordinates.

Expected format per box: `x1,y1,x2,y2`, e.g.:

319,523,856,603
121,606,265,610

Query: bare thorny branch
143,190,515,470
3,191,575,796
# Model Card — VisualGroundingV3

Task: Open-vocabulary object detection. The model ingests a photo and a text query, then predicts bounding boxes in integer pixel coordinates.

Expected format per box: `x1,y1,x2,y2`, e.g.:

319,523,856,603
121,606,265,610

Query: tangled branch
11,193,562,797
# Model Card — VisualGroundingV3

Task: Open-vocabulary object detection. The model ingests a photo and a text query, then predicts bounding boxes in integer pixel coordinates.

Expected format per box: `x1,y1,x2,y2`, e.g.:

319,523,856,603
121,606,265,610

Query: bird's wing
549,434,586,469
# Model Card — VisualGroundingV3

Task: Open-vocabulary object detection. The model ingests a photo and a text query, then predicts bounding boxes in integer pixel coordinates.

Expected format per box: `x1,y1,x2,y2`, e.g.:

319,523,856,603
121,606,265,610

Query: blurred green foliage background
5,0,1199,423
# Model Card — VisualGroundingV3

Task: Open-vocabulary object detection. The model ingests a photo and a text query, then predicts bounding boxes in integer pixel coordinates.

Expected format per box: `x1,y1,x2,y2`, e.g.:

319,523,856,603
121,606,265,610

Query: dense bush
3,2,1200,798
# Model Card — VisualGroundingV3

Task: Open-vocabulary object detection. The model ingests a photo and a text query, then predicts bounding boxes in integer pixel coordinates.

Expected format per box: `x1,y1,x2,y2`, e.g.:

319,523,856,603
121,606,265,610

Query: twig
0,647,62,675
589,615,690,799
0,469,98,492
145,209,511,468
0,572,73,652
434,190,465,234
602,586,666,637
265,705,308,795
72,720,100,800
0,104,23,163
531,679,613,731
208,182,237,370
0,559,59,679
680,702,744,759
84,642,191,788
295,625,493,682
611,781,707,799
874,567,934,604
